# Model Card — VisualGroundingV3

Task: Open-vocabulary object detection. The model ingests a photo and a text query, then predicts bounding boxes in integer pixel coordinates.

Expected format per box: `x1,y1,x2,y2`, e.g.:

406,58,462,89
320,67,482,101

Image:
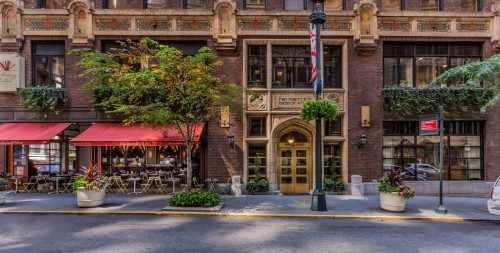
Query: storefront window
383,121,484,181
247,45,267,88
248,143,266,179
324,144,342,179
29,143,61,174
383,42,482,88
33,41,65,87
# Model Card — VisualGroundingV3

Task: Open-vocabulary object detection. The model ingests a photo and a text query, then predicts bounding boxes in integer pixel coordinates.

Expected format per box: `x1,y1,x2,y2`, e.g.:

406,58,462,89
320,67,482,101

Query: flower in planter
378,168,415,199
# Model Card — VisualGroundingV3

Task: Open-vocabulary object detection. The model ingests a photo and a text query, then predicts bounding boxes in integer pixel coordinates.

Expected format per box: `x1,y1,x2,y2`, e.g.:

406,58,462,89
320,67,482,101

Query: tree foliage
20,86,67,118
73,38,240,189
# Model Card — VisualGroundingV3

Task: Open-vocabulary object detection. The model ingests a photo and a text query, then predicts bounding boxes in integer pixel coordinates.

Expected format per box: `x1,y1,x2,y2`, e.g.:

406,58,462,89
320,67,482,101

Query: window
420,0,439,11
247,45,267,88
68,144,77,173
272,45,311,88
36,0,68,9
29,142,62,174
248,144,267,179
248,116,266,137
284,0,306,10
245,0,265,8
325,116,342,136
325,0,344,11
184,0,208,9
383,42,482,88
32,41,65,87
324,144,342,179
323,45,342,88
381,0,402,11
383,121,484,181
442,0,480,12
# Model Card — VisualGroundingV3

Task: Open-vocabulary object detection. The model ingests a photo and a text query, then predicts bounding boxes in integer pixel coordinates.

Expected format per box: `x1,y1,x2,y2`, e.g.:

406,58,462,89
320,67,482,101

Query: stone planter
379,192,407,212
76,188,106,208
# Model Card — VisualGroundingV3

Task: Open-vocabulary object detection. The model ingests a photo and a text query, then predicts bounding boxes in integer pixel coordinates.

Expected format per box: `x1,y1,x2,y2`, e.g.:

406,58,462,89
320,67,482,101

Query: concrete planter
76,188,106,208
380,192,407,212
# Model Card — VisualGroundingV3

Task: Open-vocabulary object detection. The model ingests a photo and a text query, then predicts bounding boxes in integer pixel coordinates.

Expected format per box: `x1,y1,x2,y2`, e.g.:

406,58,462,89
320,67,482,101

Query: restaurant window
323,45,342,88
245,0,265,8
183,0,208,9
248,116,267,137
32,41,65,87
272,45,311,88
248,143,266,179
284,0,307,10
325,116,342,136
383,121,484,181
247,45,267,88
383,42,482,88
324,144,342,179
29,143,62,174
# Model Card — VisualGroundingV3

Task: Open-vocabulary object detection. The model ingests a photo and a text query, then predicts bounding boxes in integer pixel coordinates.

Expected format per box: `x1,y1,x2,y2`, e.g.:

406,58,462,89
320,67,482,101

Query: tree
434,54,500,108
73,38,239,190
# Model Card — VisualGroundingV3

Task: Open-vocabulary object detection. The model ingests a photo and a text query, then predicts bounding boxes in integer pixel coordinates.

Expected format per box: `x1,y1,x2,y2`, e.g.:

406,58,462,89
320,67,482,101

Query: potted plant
72,164,109,208
378,168,415,212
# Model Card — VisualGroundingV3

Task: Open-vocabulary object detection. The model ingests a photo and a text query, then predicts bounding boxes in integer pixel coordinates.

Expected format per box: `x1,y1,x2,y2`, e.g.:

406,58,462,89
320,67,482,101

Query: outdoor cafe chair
22,177,37,193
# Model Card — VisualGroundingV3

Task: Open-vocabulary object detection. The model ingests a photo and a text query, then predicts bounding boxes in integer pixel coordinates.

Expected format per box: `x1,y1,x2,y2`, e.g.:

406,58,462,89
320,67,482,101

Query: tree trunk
186,144,193,191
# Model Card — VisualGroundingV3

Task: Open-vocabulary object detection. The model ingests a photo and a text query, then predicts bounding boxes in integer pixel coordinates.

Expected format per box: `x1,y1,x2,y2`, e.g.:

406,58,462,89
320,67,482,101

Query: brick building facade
0,0,499,194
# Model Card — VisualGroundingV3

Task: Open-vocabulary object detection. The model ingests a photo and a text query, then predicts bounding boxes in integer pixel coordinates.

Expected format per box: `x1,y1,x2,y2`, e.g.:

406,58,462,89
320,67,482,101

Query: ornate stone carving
136,18,171,31
456,19,490,33
238,17,272,32
378,17,411,32
213,0,237,50
177,17,211,31
417,19,450,32
24,16,69,31
0,1,16,43
95,17,131,31
247,93,268,111
325,17,352,32
271,92,344,111
68,1,92,44
278,17,309,31
354,0,378,54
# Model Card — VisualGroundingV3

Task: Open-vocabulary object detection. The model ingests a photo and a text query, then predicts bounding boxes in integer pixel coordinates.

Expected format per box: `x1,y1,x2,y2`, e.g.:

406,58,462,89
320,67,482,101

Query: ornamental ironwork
95,18,131,31
136,18,171,31
24,17,69,31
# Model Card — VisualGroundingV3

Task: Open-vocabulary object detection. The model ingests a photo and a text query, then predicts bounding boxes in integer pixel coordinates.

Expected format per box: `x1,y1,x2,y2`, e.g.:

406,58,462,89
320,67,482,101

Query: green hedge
168,191,221,207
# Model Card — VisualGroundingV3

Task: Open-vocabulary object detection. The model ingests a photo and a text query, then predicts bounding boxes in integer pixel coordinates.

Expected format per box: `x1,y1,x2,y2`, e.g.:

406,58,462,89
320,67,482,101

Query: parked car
487,176,500,215
404,163,440,181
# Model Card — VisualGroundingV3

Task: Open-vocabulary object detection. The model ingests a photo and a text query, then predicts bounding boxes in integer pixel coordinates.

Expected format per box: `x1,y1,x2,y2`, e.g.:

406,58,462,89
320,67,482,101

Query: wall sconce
358,134,368,148
287,137,295,145
227,134,235,149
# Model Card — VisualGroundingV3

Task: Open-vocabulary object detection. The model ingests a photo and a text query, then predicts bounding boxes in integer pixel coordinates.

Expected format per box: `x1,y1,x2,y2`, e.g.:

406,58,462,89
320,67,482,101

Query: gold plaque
220,106,230,128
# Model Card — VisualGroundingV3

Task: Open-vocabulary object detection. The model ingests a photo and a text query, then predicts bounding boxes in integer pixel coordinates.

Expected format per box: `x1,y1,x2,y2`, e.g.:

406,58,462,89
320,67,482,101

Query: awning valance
70,123,204,147
0,123,71,144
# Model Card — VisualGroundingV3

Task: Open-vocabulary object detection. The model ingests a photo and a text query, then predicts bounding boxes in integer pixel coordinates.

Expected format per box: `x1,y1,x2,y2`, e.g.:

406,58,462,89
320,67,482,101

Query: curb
0,209,492,222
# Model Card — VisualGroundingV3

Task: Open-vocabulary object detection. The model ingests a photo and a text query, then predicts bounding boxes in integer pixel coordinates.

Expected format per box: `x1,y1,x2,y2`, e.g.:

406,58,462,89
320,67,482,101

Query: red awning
70,123,204,147
0,123,71,144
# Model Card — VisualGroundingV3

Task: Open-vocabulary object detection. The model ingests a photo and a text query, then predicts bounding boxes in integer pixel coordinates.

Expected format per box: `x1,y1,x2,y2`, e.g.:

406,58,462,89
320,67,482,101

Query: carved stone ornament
247,93,268,111
0,0,17,43
353,0,378,55
68,0,93,44
213,0,237,50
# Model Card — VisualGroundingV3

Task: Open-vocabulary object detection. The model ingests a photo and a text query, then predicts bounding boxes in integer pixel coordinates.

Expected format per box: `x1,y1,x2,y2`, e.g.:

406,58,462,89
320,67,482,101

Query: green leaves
168,191,221,207
20,86,67,117
383,86,495,117
300,98,338,121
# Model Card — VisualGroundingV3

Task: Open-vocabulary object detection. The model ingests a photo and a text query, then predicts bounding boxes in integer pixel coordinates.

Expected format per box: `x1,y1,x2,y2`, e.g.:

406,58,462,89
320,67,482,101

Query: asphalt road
0,214,499,253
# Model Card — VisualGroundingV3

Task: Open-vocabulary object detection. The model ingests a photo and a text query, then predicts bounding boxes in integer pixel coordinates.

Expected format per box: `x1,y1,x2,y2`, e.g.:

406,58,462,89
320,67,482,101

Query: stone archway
269,118,314,193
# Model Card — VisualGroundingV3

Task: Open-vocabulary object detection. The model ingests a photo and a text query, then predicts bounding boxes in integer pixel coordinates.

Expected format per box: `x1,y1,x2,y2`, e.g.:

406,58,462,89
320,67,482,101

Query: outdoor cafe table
127,177,142,195
49,176,66,194
166,177,180,193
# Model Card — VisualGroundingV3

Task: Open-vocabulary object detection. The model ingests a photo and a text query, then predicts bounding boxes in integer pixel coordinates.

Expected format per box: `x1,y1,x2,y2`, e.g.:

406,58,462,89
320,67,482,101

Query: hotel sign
0,53,24,92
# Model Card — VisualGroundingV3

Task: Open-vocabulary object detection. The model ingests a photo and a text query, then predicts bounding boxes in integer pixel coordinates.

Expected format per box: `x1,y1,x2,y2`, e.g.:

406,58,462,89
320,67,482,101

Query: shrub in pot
378,168,415,212
72,164,109,208
169,191,221,208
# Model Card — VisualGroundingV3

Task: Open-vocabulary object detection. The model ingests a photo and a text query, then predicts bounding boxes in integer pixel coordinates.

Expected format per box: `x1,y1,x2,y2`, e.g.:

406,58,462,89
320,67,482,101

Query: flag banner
309,23,321,94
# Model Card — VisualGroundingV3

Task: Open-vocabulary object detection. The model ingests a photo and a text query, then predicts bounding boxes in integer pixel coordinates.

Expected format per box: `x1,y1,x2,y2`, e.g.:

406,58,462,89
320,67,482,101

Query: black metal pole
310,0,327,212
435,105,447,214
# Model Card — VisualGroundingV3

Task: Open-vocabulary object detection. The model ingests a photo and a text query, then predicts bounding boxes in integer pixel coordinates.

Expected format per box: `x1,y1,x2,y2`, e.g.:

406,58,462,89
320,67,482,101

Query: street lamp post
310,0,327,212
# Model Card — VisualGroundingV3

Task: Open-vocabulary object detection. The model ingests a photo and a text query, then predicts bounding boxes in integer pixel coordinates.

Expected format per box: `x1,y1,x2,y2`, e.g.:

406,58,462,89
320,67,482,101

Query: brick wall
347,40,384,182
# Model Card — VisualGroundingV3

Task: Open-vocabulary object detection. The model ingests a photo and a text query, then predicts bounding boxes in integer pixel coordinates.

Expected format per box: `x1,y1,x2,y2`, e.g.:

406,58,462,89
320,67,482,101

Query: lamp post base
311,190,328,211
435,205,448,214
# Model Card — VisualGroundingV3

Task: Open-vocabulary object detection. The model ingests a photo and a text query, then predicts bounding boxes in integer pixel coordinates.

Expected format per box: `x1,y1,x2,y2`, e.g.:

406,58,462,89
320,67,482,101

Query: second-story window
36,0,67,9
284,0,307,10
381,0,402,11
383,42,482,88
32,41,65,87
245,0,265,9
324,45,342,88
184,0,208,9
442,0,481,12
247,45,267,88
272,45,311,88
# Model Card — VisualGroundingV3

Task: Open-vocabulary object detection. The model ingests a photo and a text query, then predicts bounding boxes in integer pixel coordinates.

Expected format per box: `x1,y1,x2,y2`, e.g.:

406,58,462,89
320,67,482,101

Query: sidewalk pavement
0,193,499,222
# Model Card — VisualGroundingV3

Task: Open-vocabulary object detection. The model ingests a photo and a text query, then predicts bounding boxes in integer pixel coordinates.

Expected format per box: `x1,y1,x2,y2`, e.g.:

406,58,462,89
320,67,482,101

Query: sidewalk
0,193,499,222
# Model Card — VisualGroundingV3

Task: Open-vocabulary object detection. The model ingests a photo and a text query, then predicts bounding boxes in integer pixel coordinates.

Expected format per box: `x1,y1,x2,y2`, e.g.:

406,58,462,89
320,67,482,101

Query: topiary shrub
169,191,221,207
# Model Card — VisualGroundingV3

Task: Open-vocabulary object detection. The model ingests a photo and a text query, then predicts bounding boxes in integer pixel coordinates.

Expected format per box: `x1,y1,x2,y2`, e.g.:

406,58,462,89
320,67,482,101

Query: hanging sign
419,114,440,136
